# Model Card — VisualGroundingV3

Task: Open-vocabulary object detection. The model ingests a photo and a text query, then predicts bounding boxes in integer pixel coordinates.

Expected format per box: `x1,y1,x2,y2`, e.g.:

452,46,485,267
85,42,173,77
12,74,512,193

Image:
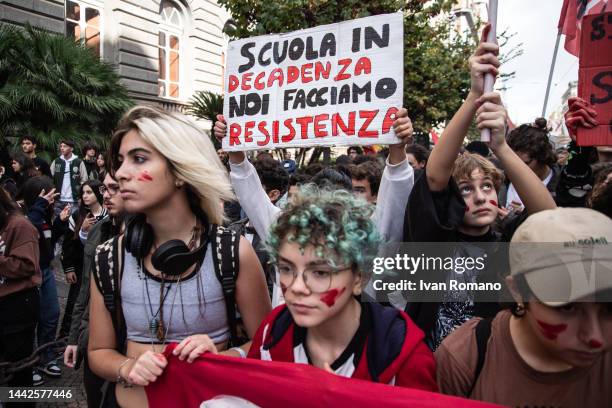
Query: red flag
429,129,439,145
558,0,570,31
559,0,608,56
146,344,502,408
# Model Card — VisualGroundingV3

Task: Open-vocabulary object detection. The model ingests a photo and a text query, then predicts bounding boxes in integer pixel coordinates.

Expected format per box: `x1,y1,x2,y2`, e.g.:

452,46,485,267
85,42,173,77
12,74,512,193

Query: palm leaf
186,91,224,149
0,23,133,154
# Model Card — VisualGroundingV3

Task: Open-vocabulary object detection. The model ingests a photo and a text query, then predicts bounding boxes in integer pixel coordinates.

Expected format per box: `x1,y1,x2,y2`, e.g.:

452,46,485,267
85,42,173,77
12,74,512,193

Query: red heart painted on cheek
319,287,346,307
536,320,567,341
137,171,153,182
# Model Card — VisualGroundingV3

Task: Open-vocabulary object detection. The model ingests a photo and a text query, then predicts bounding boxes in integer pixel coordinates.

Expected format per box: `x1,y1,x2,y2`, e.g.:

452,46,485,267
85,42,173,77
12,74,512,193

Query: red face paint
464,206,470,212
588,340,603,349
137,171,153,182
319,287,346,307
536,320,567,340
489,200,498,207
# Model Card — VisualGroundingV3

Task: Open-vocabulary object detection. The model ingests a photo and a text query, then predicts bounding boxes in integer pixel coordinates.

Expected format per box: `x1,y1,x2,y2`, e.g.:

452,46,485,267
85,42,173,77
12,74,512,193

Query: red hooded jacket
248,302,437,392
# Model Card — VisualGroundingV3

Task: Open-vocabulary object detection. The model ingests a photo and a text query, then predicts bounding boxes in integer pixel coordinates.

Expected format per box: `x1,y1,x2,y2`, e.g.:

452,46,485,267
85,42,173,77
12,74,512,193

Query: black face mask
557,165,593,208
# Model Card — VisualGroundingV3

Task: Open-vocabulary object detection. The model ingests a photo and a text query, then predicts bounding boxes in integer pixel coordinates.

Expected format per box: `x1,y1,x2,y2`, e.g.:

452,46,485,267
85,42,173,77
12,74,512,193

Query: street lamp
452,8,479,43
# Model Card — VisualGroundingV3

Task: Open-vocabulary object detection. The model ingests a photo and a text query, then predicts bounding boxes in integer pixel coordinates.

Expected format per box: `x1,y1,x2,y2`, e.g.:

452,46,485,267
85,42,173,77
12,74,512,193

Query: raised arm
426,25,499,191
214,114,280,241
374,108,415,242
475,92,556,214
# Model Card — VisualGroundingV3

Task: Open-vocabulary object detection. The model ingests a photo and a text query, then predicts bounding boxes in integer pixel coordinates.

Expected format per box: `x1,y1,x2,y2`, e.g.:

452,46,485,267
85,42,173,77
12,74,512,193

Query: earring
514,302,526,316
175,180,184,188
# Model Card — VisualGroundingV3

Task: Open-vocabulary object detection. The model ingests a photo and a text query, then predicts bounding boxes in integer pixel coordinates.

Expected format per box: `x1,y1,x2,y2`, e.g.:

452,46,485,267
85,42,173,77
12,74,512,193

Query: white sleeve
372,157,414,243
229,158,281,242
79,228,88,244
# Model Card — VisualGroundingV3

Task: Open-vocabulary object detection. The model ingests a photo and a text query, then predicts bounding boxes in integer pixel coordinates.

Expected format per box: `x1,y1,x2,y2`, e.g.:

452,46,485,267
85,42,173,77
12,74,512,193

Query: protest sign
146,345,501,408
222,13,404,151
577,11,612,146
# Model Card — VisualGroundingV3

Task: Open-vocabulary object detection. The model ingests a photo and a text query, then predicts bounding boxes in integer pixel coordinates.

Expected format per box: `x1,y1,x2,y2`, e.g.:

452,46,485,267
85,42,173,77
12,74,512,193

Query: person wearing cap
435,207,612,407
50,140,88,216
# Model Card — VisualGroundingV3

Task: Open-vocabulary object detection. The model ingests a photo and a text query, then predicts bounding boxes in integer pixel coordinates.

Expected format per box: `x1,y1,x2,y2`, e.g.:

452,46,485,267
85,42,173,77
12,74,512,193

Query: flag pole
480,0,498,142
542,32,562,117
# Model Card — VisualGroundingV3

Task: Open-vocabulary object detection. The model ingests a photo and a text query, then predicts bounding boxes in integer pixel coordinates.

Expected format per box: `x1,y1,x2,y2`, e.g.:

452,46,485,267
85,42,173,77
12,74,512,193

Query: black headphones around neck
125,214,209,276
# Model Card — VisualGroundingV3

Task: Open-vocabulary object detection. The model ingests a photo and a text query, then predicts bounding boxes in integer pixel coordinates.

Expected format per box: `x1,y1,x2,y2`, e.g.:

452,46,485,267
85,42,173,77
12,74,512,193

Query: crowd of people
0,27,611,408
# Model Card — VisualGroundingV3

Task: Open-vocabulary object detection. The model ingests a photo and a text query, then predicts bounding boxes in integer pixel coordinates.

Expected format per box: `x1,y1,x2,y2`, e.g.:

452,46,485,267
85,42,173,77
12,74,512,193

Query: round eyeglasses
273,263,351,294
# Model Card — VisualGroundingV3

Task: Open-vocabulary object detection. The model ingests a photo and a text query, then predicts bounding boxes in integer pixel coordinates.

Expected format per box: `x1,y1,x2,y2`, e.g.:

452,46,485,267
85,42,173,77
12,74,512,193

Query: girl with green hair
248,186,437,390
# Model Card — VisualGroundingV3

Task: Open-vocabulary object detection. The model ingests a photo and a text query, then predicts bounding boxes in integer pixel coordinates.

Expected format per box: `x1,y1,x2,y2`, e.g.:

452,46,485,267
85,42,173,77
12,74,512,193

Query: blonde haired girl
88,106,271,407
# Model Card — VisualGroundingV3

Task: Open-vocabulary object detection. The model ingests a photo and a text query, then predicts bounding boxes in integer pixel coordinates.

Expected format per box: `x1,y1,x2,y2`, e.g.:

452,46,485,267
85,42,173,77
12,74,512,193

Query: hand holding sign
391,108,414,145
565,97,599,140
577,11,612,146
215,114,246,165
389,108,414,165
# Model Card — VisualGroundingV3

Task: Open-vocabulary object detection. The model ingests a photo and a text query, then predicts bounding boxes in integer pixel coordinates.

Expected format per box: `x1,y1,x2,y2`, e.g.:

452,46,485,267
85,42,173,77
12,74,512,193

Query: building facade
547,80,577,148
0,0,227,112
450,0,487,43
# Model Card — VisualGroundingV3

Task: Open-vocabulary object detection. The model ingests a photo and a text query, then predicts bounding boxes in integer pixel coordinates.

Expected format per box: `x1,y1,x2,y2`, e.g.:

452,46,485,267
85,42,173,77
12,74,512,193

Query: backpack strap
211,225,241,346
469,317,492,396
92,235,127,352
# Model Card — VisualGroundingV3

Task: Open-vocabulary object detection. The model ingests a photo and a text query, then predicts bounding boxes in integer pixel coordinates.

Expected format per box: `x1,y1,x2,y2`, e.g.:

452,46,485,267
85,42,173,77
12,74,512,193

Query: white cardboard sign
222,12,404,151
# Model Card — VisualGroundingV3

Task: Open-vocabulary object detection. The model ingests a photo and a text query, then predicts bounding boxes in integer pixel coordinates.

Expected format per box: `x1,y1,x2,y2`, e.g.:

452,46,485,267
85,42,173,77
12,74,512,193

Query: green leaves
186,90,224,149
0,23,133,154
187,91,224,122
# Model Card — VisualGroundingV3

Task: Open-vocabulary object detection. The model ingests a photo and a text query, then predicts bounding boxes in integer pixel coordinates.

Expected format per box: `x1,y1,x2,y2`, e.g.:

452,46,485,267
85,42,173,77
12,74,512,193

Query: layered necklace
142,221,201,343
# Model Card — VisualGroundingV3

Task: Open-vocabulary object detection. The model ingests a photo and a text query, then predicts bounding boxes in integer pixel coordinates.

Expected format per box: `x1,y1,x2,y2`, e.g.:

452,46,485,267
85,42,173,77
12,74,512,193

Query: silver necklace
140,259,183,346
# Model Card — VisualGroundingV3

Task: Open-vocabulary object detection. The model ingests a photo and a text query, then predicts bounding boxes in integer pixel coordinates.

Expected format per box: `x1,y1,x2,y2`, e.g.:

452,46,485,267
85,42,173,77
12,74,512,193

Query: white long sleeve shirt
229,157,414,243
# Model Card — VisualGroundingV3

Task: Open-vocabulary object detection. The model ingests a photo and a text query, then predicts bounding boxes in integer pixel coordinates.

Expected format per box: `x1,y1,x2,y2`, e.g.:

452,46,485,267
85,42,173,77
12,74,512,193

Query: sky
497,0,578,125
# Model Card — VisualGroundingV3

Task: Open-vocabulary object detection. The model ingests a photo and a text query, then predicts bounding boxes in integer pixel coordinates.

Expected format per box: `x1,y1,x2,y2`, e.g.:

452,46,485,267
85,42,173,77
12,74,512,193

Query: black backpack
227,217,274,297
468,317,493,396
91,224,242,352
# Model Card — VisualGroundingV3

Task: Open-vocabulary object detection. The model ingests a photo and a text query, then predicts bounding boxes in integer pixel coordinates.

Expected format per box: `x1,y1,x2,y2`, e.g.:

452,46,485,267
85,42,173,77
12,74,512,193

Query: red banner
145,344,501,408
578,11,612,146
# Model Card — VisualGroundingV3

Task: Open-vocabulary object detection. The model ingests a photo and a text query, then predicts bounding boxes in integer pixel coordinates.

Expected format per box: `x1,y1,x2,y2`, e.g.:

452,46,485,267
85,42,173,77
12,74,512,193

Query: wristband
116,357,134,387
230,347,247,359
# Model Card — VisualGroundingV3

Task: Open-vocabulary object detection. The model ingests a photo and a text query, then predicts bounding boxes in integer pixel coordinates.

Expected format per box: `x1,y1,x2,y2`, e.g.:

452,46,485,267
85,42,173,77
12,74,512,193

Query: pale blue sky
498,0,577,125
